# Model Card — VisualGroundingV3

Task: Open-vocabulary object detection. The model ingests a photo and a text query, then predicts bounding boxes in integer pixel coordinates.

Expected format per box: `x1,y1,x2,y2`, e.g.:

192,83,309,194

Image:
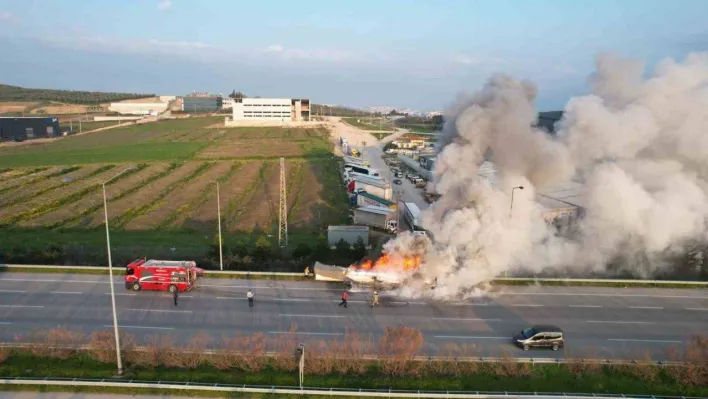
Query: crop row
111,162,214,228
225,162,268,228
0,166,72,191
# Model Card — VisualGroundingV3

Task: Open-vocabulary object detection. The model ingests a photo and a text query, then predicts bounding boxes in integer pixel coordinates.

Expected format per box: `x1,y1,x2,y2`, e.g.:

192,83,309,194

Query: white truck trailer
403,202,427,236
353,206,397,234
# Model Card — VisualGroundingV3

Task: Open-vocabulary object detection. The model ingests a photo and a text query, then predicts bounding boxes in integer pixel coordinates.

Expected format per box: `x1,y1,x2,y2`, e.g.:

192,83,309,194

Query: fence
2,264,707,286
0,377,701,399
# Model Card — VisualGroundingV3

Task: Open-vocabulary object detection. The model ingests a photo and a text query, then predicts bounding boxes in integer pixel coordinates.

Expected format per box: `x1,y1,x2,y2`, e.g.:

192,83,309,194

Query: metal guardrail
0,343,687,366
0,377,701,398
2,264,707,286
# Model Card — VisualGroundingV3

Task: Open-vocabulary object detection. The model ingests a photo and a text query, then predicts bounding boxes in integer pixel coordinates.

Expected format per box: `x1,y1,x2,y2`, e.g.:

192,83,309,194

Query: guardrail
0,343,686,366
0,377,701,399
2,264,707,286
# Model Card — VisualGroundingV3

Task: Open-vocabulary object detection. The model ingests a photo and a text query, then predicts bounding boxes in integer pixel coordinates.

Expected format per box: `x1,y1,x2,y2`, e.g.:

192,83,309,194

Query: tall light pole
510,186,524,218
103,166,134,376
216,181,223,271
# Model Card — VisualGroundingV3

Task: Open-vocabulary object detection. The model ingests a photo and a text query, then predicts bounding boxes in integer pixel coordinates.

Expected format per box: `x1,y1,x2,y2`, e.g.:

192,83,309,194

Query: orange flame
355,254,421,272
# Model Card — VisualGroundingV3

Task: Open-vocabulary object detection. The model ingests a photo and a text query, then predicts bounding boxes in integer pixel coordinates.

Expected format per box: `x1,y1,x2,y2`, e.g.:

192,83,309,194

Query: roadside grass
0,351,705,396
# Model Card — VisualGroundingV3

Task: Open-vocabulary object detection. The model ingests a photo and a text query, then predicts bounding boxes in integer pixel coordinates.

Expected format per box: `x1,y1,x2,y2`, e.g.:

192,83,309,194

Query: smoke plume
388,52,708,298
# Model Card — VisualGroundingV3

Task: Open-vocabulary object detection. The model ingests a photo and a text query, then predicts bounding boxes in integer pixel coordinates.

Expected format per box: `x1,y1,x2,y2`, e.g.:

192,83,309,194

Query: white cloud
453,53,481,66
157,0,172,11
0,11,15,22
263,44,352,62
42,35,220,58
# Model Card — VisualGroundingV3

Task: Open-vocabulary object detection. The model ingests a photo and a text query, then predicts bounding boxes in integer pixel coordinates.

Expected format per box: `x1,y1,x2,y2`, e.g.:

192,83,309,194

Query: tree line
0,84,155,104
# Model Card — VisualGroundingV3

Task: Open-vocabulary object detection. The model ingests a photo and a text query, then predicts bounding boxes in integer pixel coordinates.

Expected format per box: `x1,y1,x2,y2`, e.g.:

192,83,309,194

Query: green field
0,117,350,270
341,117,395,132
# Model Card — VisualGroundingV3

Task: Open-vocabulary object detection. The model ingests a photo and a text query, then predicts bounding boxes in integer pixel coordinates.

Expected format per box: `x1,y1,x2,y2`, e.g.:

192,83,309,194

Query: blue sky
0,0,707,111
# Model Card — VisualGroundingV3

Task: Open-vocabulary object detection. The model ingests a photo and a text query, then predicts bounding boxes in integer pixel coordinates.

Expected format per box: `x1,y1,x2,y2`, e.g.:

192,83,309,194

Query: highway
1,273,706,360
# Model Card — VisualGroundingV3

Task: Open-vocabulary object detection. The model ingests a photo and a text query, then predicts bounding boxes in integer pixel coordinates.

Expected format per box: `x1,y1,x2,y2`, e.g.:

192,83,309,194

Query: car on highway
513,325,564,351
393,179,402,185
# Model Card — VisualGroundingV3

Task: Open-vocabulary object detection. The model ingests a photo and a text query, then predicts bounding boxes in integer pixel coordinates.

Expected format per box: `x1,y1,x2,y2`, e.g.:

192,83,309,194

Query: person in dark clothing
338,291,348,308
173,288,179,306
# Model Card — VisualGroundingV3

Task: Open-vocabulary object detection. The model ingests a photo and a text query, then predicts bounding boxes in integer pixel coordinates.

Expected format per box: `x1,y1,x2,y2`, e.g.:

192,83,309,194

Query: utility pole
298,344,305,389
510,186,524,218
216,181,223,271
278,157,288,248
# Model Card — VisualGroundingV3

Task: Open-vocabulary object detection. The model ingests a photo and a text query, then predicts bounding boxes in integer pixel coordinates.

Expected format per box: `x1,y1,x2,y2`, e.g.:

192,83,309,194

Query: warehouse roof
358,191,395,207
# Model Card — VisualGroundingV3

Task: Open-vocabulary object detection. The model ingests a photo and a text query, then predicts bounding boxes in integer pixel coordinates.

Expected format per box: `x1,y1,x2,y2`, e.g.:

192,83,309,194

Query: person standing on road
247,289,254,307
371,290,379,308
339,291,348,308
173,288,179,307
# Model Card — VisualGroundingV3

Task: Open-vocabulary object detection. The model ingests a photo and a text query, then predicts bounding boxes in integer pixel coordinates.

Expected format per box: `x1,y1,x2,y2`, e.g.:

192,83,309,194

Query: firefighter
338,291,348,308
371,290,379,308
173,288,179,306
247,289,254,307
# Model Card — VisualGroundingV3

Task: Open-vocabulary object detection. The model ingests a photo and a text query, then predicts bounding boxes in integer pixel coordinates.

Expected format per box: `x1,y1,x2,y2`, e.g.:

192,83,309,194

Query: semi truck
347,176,392,199
403,202,427,236
343,155,369,167
353,206,397,234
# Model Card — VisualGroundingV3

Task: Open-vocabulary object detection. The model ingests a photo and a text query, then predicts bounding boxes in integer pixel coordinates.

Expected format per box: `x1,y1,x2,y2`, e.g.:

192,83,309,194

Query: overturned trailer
313,261,435,292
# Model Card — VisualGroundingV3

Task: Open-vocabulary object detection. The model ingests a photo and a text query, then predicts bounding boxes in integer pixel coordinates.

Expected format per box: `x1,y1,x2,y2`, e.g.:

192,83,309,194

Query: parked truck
403,202,427,236
353,206,397,234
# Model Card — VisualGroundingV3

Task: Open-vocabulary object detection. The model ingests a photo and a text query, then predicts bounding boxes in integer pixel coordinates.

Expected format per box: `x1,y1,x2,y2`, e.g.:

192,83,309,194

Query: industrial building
182,96,223,113
232,98,311,122
0,117,61,142
108,102,169,116
351,191,396,209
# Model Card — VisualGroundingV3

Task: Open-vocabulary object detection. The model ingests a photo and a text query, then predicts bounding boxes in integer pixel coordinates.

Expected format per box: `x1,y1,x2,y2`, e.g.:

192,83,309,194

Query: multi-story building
182,96,223,113
232,98,311,122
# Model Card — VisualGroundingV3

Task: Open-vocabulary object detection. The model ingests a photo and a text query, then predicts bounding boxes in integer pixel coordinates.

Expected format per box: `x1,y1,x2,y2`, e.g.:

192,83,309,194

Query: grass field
0,117,349,268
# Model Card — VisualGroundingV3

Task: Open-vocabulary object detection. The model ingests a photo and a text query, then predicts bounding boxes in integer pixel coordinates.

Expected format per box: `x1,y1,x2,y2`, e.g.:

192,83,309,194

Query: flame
355,254,421,272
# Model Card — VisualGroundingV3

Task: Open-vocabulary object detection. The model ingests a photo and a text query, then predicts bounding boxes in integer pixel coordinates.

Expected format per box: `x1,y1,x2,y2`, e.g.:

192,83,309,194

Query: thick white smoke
389,52,708,298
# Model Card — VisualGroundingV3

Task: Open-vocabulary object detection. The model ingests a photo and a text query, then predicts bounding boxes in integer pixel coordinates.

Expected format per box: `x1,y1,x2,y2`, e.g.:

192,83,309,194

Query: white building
108,102,169,116
232,98,310,122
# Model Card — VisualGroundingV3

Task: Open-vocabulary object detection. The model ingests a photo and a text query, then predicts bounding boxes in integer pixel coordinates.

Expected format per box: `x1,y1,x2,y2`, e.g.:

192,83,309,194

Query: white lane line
630,306,663,310
511,304,543,307
433,318,502,322
0,290,26,293
108,325,174,331
217,296,239,300
503,292,708,299
125,308,192,313
51,291,82,295
279,314,345,318
202,284,330,291
0,322,12,325
586,320,654,324
268,331,344,336
608,338,683,344
275,298,311,302
569,305,603,308
686,307,708,311
106,293,137,296
434,335,507,340
452,302,490,307
0,305,44,308
0,278,109,284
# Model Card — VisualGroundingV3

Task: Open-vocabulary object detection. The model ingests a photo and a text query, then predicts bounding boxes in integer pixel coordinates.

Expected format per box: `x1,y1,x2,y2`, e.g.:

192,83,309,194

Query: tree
432,114,444,128
352,236,367,260
252,235,272,263
333,239,354,265
292,243,312,260
229,90,246,99
311,236,331,263
383,142,397,152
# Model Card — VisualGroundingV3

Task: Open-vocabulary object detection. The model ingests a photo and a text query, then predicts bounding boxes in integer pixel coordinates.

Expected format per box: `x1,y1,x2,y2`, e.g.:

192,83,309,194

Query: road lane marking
50,291,82,295
0,278,109,284
511,304,543,307
108,325,174,331
452,302,489,306
503,292,708,299
433,318,503,322
0,290,26,293
630,306,663,309
0,305,44,308
686,307,708,311
434,335,507,340
569,305,603,308
268,331,344,336
202,284,330,291
279,314,345,318
0,322,12,325
608,338,683,344
275,298,311,302
125,309,193,313
106,293,137,296
586,320,654,324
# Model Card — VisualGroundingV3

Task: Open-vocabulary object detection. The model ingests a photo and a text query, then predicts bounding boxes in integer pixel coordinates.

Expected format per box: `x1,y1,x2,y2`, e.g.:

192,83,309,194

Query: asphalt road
1,273,706,360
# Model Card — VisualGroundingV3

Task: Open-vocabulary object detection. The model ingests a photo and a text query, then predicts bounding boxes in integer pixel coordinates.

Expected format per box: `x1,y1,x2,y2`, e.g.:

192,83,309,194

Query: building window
25,128,35,138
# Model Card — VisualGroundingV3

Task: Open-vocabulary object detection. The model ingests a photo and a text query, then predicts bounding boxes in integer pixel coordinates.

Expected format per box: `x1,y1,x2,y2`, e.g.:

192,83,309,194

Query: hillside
0,84,154,104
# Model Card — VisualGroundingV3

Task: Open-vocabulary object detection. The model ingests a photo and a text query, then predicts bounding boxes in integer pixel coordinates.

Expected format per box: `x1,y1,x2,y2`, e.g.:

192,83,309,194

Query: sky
0,0,707,111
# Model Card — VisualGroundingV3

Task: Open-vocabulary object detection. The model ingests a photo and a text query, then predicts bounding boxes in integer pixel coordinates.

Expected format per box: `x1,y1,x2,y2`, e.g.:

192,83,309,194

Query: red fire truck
124,259,204,293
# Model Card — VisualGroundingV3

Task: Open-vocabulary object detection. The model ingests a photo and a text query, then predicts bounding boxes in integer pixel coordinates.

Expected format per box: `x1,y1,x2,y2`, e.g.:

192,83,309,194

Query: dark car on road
393,179,402,185
513,325,564,351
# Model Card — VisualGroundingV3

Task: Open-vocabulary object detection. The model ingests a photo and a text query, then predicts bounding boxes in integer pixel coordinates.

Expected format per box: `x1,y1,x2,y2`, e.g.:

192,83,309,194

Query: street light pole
509,186,524,218
102,167,134,376
217,181,223,271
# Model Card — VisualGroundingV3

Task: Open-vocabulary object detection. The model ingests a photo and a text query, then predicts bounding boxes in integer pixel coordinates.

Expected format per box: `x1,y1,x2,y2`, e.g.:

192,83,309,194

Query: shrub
377,326,424,377
88,329,136,364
